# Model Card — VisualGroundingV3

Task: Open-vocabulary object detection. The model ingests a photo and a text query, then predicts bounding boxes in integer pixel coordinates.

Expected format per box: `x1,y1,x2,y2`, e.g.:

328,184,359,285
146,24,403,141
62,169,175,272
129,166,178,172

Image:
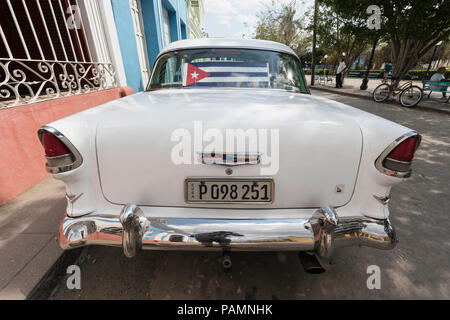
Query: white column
94,0,128,87
157,0,165,47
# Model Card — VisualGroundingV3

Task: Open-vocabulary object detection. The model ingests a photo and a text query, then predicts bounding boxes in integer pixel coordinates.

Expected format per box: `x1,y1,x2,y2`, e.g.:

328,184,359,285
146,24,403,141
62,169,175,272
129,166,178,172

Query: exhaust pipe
221,248,232,271
298,252,326,274
222,254,232,270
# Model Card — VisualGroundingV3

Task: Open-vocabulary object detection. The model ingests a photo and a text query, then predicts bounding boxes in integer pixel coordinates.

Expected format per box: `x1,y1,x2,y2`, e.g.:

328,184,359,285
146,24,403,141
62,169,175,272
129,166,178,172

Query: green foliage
320,0,450,81
301,1,375,73
299,48,325,66
321,0,449,41
253,0,450,81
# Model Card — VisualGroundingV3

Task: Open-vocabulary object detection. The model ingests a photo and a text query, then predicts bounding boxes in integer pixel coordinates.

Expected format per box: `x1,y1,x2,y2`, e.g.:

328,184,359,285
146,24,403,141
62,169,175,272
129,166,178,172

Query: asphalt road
48,90,450,300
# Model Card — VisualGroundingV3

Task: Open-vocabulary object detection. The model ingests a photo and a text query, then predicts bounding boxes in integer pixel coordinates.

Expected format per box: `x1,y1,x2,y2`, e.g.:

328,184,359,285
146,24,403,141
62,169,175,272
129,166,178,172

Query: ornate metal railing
0,59,116,109
0,0,118,110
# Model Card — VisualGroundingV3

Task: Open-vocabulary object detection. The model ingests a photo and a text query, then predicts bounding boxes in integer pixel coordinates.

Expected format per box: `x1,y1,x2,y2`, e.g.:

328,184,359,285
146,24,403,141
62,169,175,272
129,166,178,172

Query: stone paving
0,178,65,299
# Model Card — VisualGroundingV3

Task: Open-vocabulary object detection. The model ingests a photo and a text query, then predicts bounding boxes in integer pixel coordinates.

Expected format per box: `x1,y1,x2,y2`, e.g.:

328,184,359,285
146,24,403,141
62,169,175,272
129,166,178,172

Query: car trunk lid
96,89,362,208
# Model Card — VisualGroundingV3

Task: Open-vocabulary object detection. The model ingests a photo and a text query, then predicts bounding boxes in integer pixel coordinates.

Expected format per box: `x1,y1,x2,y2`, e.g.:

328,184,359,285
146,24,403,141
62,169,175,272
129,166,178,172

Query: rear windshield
148,48,308,93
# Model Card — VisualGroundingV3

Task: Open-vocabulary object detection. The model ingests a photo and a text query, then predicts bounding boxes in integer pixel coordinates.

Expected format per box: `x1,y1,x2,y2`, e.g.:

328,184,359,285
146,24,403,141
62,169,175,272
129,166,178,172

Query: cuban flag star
183,63,211,86
182,61,270,88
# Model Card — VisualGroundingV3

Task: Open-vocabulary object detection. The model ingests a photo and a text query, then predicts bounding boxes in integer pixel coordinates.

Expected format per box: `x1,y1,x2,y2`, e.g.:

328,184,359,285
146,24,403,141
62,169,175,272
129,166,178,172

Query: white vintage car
38,39,421,273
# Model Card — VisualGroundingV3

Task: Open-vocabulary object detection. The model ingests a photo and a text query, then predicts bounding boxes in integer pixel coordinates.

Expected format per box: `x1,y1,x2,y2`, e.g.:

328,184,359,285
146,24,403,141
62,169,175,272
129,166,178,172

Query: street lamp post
360,38,378,90
324,54,328,80
310,0,319,86
425,40,443,79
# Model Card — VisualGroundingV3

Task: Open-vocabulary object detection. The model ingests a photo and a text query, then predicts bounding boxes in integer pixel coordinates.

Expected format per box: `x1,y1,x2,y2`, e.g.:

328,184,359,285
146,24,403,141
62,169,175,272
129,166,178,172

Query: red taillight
41,131,71,157
38,127,82,174
387,137,419,162
376,132,421,177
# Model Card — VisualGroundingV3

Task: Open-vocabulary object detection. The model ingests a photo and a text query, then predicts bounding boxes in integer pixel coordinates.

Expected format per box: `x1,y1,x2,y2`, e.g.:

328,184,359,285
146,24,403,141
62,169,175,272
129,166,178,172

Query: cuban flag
183,61,270,88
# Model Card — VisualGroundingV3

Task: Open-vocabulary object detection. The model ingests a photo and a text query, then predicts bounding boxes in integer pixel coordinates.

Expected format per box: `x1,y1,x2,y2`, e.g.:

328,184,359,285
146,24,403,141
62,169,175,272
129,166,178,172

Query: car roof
157,38,298,58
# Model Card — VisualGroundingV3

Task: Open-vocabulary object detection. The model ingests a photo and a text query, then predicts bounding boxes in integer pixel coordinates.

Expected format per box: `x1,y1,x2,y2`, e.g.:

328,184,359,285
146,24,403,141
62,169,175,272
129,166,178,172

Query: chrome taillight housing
375,131,421,178
37,126,83,174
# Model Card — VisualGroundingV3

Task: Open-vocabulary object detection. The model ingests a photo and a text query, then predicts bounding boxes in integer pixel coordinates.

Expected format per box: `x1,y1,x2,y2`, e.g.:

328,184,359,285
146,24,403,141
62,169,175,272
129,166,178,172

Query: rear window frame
146,47,310,94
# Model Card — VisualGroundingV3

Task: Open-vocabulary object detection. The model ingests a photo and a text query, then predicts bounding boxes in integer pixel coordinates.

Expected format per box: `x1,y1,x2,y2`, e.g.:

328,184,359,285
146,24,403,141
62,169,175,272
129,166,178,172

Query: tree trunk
390,37,443,87
336,14,340,54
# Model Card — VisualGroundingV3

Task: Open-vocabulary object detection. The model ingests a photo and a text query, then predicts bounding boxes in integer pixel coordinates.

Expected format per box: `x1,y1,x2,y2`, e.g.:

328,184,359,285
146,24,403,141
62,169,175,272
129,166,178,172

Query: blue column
139,0,189,70
178,0,188,38
140,0,164,69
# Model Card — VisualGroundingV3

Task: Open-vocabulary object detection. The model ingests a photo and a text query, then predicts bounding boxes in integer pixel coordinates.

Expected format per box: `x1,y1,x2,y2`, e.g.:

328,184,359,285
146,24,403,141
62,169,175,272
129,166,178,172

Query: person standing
384,61,393,81
335,57,346,88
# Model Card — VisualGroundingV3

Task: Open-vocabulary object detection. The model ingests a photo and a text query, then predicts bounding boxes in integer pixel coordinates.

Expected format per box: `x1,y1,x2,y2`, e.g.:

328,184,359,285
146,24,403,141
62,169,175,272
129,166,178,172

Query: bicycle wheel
373,83,391,102
399,85,423,107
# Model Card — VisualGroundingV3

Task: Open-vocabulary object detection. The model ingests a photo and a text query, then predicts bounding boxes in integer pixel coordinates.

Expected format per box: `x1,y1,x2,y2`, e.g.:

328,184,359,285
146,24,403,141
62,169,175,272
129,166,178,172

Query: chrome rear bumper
59,205,397,258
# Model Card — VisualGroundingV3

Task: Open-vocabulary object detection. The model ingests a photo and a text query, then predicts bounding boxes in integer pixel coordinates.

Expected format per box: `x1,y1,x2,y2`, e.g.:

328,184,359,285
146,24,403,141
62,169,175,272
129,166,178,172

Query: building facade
0,0,190,106
111,0,189,92
0,0,192,205
186,0,205,39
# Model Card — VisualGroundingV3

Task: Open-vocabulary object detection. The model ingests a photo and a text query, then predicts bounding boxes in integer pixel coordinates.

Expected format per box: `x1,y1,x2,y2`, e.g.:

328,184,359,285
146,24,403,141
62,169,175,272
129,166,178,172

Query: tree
417,41,450,69
303,1,373,76
254,0,310,58
373,43,392,69
299,47,324,68
321,0,450,85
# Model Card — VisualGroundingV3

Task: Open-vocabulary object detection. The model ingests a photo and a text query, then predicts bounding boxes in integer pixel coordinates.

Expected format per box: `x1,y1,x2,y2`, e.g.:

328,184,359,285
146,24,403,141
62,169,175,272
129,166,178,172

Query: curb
309,86,450,116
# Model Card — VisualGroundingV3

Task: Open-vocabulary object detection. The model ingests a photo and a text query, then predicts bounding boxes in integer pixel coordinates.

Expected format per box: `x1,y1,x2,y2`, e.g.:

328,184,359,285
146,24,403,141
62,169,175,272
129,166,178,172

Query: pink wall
0,86,133,205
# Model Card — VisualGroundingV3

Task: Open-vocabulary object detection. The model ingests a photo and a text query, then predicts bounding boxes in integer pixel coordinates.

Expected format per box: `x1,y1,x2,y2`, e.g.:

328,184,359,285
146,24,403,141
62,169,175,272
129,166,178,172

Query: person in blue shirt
384,62,393,81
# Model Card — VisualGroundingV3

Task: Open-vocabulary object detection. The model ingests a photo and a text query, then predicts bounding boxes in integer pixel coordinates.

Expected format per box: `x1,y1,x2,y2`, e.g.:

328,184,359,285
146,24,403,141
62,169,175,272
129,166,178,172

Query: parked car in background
38,39,421,273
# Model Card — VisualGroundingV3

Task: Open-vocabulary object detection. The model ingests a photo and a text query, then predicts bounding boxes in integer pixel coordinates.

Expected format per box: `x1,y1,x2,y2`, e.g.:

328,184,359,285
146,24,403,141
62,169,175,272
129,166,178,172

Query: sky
203,0,314,39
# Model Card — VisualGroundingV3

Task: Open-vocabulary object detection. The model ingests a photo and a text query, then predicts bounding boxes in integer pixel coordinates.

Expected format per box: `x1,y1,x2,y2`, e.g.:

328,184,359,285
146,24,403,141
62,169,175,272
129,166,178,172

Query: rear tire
399,85,423,107
373,83,391,102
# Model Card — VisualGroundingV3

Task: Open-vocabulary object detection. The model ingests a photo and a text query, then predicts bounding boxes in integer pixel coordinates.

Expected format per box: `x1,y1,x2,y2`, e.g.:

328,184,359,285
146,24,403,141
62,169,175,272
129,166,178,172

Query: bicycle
373,77,423,107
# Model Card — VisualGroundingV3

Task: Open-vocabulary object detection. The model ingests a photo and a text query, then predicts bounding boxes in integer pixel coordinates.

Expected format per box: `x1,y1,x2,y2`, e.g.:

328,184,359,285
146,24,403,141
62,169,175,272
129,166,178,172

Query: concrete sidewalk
0,178,65,299
307,77,450,114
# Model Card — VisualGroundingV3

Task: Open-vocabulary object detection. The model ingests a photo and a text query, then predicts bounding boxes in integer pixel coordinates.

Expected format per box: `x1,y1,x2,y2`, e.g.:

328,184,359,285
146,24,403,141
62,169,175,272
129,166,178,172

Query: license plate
185,178,274,203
